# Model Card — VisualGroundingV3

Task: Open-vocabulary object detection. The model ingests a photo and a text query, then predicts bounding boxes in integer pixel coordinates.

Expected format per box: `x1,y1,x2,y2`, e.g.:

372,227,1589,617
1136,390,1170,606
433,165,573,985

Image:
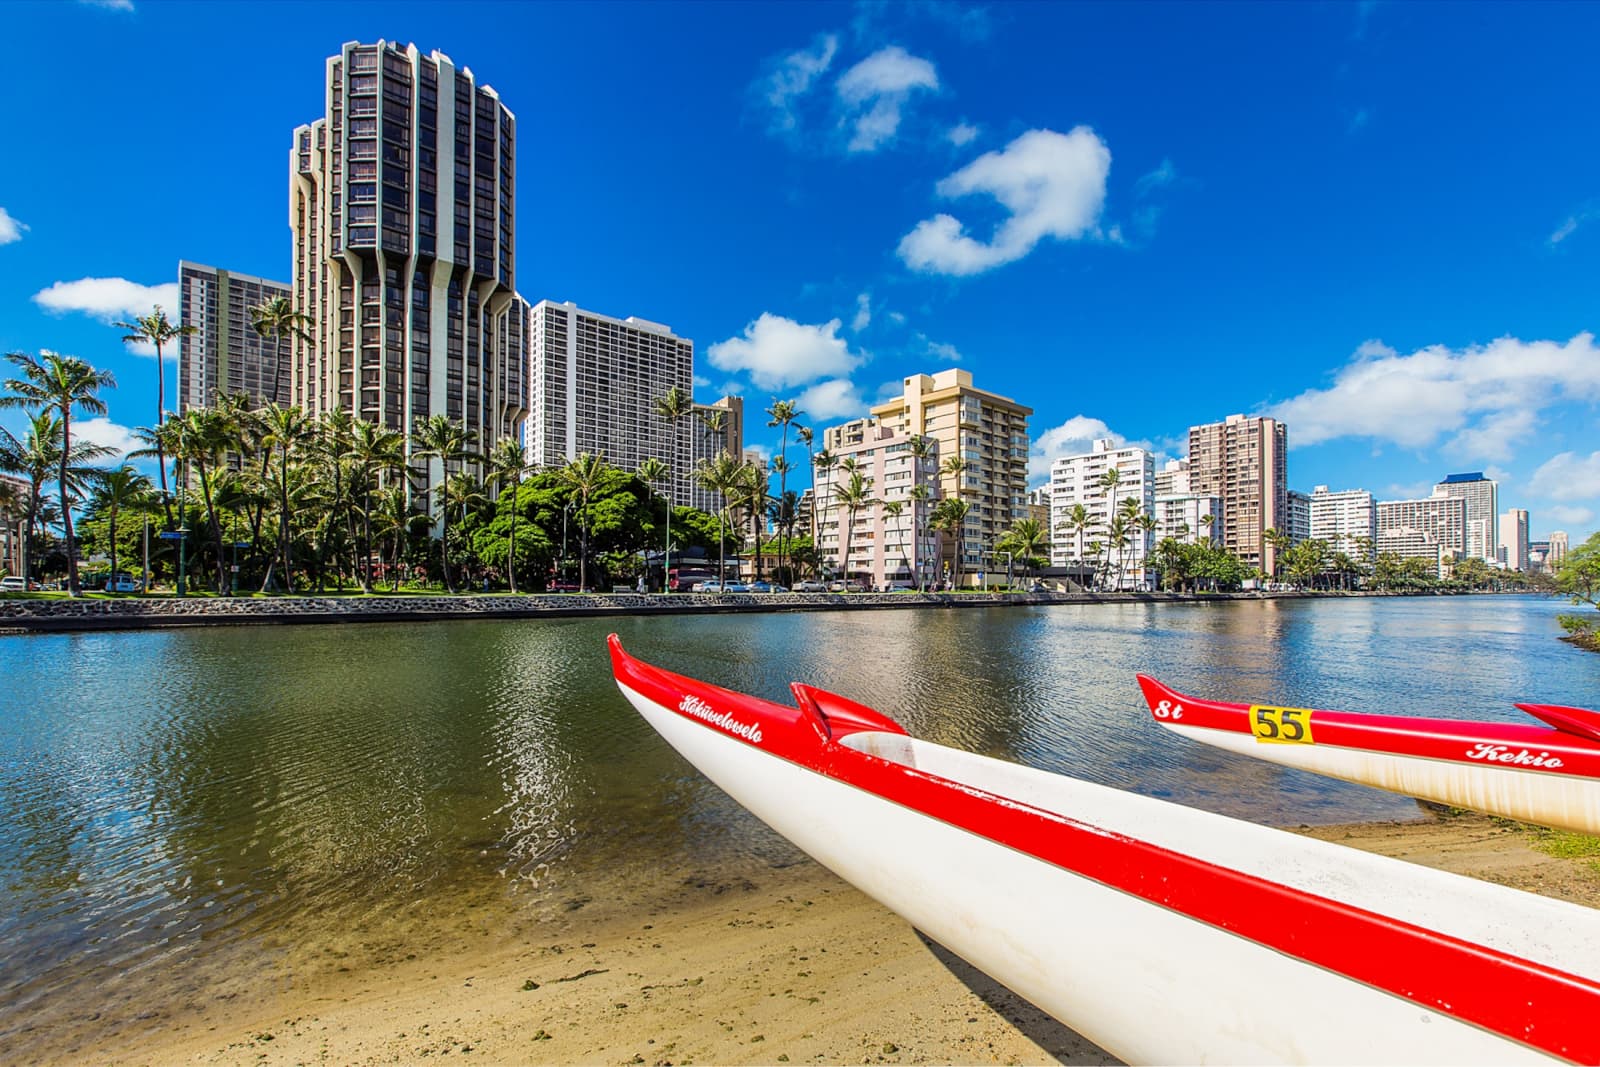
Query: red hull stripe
1138,675,1600,781
610,636,1600,1063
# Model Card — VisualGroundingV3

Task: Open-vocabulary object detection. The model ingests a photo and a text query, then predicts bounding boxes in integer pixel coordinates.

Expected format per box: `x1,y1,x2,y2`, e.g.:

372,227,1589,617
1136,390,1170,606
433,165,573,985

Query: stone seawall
0,589,1282,633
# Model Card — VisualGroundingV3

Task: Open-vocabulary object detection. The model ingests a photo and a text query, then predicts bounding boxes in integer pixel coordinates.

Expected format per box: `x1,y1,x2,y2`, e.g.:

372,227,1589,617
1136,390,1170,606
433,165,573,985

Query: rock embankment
0,589,1232,633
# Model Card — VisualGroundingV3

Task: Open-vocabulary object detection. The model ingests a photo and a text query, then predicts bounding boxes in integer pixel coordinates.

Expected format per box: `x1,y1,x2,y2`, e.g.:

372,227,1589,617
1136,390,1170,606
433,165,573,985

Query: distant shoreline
0,587,1534,634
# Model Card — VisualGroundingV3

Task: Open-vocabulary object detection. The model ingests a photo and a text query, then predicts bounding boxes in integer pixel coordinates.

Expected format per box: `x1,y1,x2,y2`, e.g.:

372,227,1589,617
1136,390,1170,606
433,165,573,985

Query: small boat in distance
610,635,1600,1064
1138,675,1600,836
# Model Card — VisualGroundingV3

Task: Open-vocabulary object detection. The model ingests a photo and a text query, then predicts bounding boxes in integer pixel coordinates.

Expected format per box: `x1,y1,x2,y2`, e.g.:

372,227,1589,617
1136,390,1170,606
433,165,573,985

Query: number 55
1249,705,1314,745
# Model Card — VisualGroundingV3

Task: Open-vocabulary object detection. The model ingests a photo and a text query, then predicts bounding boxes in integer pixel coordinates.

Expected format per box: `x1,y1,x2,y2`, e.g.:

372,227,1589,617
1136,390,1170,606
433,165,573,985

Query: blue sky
2,0,1598,541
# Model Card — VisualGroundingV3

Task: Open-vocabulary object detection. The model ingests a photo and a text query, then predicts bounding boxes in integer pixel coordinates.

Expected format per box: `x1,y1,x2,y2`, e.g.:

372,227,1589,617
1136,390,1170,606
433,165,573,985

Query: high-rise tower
176,261,292,412
289,41,525,453
1187,414,1288,574
1433,472,1498,563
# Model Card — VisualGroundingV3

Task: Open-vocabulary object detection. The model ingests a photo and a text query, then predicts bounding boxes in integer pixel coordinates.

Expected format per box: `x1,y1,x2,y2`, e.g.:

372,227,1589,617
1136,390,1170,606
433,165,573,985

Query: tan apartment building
869,370,1031,587
690,395,744,513
815,418,941,589
1187,414,1288,575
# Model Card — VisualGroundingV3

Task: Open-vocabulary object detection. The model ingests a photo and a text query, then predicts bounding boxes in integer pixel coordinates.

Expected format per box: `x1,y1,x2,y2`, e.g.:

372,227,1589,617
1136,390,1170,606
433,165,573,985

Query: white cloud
1545,504,1594,527
898,127,1112,276
34,277,181,323
836,45,939,152
887,311,907,325
759,35,838,135
915,332,961,362
1381,482,1434,502
874,378,906,402
706,313,863,391
797,378,867,420
1028,415,1122,484
81,0,135,8
947,122,979,147
1444,409,1538,463
692,374,711,389
851,292,871,332
74,417,142,457
1529,451,1600,503
1265,334,1600,460
1133,159,1177,198
1549,206,1598,247
0,208,28,245
1348,108,1370,134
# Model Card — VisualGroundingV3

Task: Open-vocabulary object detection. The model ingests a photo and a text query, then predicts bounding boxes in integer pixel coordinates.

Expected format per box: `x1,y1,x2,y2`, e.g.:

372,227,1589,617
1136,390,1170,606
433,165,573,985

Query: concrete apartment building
814,418,941,589
1154,493,1222,546
1376,495,1467,577
527,301,696,503
177,262,293,412
0,472,25,577
1286,489,1311,545
870,370,1031,588
1309,486,1376,558
1433,472,1499,563
1549,531,1569,570
289,41,527,457
1049,439,1155,590
1499,509,1530,571
1186,414,1288,575
1154,458,1191,497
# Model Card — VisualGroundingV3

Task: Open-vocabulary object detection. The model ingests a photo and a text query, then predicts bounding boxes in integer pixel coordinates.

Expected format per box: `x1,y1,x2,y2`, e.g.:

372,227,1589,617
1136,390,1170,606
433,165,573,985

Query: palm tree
766,399,802,577
1106,514,1132,591
555,452,611,593
737,461,771,582
908,483,932,591
90,470,156,598
652,386,694,583
256,403,312,592
0,412,60,586
997,517,1048,583
1136,511,1159,589
171,406,235,593
940,456,969,586
371,483,427,590
1116,496,1143,590
348,419,407,592
483,437,535,594
931,497,971,589
1,350,117,596
441,470,487,587
796,424,818,557
693,452,746,589
883,499,907,585
832,470,877,588
812,448,837,578
250,296,313,408
1061,502,1092,564
698,407,729,455
412,413,481,593
115,306,194,520
638,456,671,592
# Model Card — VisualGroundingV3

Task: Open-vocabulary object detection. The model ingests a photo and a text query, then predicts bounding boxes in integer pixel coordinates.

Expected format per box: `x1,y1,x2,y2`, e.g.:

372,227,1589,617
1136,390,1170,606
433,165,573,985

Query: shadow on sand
918,931,1123,1065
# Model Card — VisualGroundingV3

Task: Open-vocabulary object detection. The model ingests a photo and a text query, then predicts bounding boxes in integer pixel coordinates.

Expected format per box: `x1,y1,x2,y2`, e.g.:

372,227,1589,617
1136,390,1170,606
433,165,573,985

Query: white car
0,576,31,592
792,579,828,592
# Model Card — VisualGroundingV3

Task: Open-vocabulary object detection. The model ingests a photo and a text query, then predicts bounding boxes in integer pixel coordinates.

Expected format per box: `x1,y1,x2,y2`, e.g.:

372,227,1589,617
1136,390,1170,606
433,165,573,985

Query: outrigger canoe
610,636,1600,1064
1138,676,1600,837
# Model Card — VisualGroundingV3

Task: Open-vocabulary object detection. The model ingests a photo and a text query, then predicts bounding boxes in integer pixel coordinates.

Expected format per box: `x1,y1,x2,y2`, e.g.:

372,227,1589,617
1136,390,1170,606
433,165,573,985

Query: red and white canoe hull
612,638,1600,1065
1138,676,1600,836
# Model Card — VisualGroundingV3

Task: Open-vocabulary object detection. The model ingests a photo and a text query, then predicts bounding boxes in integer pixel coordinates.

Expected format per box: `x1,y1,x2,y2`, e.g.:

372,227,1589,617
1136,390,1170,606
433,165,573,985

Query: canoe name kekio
677,694,764,744
1465,743,1563,768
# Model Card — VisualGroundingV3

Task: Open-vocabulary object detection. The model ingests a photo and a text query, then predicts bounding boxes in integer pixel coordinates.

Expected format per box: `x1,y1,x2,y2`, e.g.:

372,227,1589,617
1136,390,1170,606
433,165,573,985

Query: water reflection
0,596,1594,1056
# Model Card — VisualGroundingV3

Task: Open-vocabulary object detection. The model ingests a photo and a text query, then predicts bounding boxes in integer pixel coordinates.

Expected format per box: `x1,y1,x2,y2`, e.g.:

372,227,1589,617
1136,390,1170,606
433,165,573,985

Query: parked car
548,579,581,592
828,579,870,593
692,580,751,593
746,580,787,593
792,579,828,592
0,576,33,592
104,574,143,593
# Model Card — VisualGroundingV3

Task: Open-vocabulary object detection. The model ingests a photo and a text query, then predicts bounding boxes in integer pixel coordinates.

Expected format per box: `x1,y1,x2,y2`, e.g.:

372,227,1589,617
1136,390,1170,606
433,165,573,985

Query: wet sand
51,812,1600,1066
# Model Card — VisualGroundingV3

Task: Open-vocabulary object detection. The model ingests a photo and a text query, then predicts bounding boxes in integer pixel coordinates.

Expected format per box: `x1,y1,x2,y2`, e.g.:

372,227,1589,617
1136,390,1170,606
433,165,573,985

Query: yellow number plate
1248,705,1315,745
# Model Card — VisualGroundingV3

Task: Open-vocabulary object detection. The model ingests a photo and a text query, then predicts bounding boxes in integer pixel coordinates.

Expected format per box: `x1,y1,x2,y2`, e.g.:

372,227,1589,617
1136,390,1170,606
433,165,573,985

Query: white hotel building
1308,486,1376,558
815,418,942,590
1049,439,1155,590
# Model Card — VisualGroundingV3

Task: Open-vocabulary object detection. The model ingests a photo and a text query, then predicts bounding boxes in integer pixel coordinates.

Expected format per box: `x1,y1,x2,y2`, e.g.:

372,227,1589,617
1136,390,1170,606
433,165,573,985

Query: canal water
0,595,1593,1054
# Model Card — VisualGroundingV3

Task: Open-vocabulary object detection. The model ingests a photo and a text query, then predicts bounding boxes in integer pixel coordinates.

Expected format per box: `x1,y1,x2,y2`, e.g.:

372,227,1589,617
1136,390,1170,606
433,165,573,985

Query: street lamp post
175,480,188,598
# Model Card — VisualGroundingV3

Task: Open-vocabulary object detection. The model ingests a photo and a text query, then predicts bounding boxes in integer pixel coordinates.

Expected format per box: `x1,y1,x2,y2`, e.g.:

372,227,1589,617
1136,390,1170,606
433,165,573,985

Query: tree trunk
60,412,80,597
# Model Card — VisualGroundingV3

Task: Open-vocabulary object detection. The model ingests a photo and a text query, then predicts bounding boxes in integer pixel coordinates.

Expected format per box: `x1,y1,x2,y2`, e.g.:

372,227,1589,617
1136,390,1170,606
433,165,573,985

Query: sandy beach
44,809,1597,1067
